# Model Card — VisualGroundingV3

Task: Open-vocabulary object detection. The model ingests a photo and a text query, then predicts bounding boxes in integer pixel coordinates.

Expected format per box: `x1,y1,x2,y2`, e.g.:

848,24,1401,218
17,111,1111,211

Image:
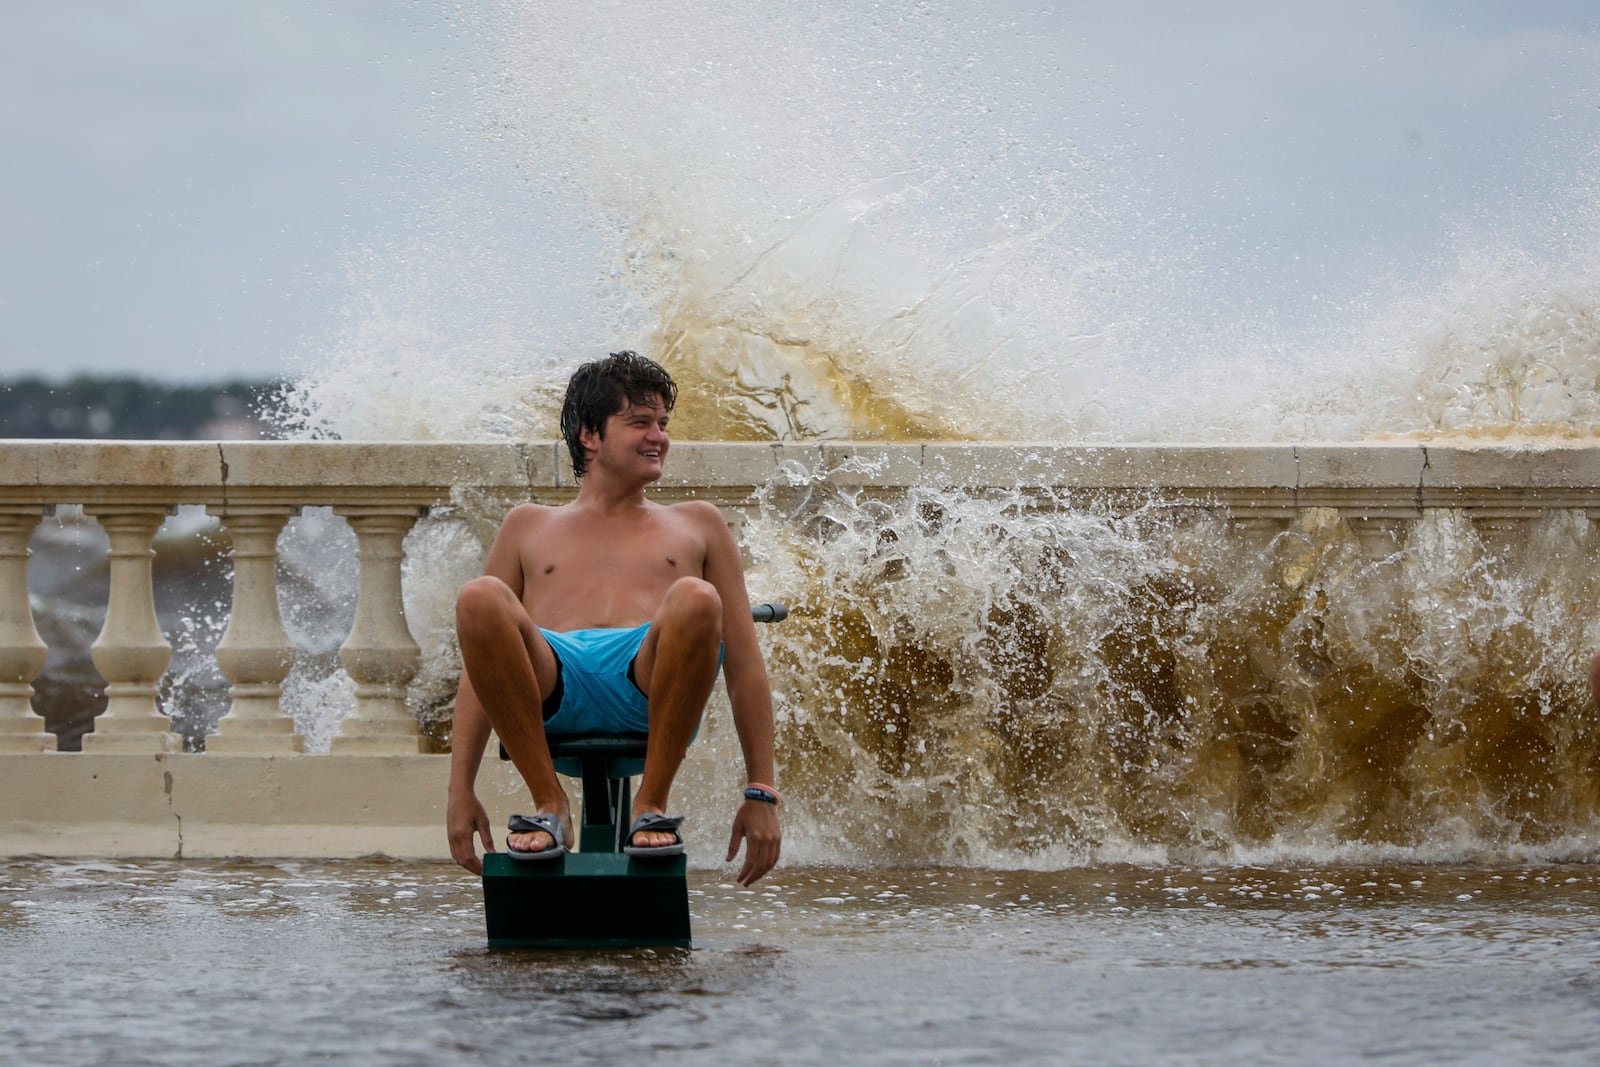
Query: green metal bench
482,603,787,949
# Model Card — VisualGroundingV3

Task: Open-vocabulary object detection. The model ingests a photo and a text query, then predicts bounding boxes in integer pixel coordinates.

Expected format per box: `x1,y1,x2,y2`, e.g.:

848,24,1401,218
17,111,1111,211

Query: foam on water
727,467,1600,869
264,2,1600,446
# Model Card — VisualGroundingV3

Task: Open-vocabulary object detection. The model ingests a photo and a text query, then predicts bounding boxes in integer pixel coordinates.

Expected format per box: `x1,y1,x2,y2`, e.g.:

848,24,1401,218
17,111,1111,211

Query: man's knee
664,577,722,632
456,576,516,637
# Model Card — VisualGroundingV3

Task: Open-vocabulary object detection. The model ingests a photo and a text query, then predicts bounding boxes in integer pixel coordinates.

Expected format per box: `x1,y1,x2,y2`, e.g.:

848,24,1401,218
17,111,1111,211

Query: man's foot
506,813,571,861
623,812,685,857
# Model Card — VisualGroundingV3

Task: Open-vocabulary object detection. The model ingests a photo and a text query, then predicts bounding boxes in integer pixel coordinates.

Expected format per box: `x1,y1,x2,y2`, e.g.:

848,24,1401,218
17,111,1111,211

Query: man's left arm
694,502,782,886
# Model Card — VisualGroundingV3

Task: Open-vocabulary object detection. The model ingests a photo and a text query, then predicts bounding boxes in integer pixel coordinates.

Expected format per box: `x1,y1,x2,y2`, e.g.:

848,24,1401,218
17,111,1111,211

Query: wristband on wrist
743,783,781,805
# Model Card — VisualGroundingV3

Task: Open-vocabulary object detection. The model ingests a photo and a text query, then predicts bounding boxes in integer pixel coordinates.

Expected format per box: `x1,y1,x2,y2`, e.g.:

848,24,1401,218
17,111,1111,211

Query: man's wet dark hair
560,350,678,479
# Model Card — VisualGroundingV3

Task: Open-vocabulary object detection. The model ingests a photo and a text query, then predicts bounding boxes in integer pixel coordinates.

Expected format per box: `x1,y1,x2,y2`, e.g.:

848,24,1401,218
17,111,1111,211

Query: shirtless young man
445,350,781,886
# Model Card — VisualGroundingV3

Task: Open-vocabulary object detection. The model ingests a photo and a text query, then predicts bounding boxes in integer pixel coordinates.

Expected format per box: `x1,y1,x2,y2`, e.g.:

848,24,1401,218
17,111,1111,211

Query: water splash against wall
732,469,1600,866
244,4,1600,863
268,2,1600,446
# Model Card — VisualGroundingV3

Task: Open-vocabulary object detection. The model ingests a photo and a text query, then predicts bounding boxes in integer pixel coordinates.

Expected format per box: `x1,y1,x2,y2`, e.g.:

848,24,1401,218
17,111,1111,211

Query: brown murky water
5,858,1600,1066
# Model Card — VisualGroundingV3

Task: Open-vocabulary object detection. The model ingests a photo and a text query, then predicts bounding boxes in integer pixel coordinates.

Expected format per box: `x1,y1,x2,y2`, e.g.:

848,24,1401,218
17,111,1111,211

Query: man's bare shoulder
499,501,561,526
657,498,730,528
489,502,564,547
652,498,736,546
658,499,742,564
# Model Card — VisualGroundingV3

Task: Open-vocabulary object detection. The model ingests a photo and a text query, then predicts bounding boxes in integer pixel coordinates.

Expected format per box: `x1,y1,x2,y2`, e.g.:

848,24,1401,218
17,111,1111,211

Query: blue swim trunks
539,624,653,735
538,624,727,736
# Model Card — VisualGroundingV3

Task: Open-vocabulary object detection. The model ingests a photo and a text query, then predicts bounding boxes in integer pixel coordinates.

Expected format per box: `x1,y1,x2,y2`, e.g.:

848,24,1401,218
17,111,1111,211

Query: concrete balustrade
2,439,1598,859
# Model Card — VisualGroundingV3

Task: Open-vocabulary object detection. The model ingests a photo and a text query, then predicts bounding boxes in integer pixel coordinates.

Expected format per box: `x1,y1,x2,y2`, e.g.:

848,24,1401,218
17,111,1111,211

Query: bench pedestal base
481,851,691,949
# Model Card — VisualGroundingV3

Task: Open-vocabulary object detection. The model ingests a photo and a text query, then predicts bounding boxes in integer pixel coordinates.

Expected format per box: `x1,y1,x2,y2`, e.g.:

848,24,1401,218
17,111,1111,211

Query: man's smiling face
584,397,670,482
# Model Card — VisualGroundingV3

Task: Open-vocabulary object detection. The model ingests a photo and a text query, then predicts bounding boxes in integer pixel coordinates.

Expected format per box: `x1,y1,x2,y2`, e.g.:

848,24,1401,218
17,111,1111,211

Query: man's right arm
445,670,495,873
445,504,539,873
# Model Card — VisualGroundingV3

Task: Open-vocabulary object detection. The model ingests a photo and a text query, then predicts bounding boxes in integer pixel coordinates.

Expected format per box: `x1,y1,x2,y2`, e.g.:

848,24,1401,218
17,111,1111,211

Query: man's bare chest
524,519,706,586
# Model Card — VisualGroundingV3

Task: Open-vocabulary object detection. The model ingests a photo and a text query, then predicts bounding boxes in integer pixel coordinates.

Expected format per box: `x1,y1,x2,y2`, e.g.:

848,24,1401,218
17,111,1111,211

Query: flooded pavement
5,859,1600,1065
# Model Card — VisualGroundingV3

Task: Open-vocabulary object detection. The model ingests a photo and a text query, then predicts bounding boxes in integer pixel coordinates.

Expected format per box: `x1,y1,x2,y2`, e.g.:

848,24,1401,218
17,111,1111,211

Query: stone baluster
206,505,304,753
0,507,53,752
330,505,425,753
83,505,179,752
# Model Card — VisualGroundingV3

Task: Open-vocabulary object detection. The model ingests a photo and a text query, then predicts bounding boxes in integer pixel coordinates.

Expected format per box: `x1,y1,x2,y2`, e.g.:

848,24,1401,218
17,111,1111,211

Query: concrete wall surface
0,752,537,861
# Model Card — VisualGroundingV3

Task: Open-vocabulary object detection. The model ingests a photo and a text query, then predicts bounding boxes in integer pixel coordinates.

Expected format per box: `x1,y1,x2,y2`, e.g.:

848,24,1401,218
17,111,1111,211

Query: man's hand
447,790,495,875
726,798,782,886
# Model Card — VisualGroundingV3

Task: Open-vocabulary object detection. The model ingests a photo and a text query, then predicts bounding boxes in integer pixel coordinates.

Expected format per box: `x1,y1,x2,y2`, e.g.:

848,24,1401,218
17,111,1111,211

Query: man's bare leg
455,576,571,855
630,577,724,848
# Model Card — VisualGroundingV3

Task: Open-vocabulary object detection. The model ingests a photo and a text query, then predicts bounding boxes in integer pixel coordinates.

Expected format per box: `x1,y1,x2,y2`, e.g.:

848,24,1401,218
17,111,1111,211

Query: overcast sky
2,1,1598,385
1,2,482,383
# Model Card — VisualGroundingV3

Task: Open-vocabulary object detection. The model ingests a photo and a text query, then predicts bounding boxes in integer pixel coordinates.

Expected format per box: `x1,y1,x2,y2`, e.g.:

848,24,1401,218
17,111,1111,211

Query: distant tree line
0,375,280,440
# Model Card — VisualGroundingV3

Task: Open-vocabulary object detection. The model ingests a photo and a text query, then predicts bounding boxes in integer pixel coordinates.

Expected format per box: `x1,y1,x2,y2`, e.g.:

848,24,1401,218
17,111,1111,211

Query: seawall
4,440,1598,862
